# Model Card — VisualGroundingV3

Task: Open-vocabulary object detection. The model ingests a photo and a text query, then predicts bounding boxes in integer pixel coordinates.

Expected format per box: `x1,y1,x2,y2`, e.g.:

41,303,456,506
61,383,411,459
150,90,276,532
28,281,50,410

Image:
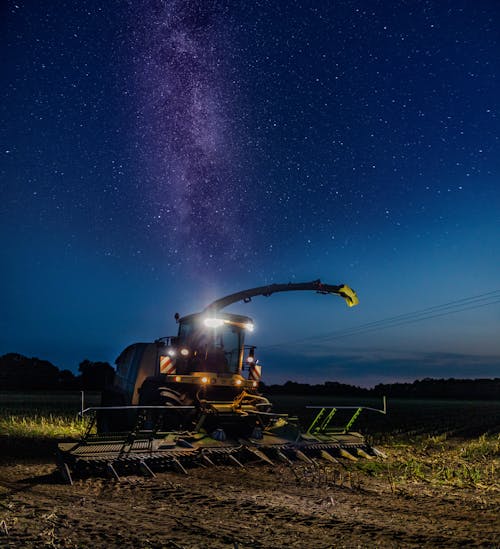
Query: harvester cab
162,311,259,391
57,279,387,484
110,310,262,423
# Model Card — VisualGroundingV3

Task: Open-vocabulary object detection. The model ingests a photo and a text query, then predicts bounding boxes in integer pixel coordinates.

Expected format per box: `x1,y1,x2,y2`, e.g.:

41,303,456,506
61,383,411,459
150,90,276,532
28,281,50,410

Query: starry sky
1,0,499,386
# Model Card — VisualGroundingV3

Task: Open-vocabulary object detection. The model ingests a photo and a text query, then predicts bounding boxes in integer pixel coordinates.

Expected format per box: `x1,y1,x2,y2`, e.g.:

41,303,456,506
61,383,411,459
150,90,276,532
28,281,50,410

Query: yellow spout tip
339,284,359,307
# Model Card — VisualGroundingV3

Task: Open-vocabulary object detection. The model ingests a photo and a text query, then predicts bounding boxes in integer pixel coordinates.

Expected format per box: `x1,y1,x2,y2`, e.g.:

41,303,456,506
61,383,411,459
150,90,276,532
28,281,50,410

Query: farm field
0,392,499,548
270,394,500,439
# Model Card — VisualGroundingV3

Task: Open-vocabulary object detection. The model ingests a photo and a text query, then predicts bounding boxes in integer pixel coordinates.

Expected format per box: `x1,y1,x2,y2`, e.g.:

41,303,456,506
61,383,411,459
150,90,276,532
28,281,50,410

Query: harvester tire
158,387,196,430
139,378,195,431
159,388,183,406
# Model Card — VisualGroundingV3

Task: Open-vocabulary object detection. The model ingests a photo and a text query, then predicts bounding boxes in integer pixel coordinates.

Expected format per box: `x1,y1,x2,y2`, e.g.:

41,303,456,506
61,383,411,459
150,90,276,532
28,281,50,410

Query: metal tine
294,449,313,464
372,447,387,459
106,462,121,481
228,454,245,468
246,447,274,466
172,457,189,475
139,460,156,478
310,457,323,468
275,449,293,465
356,448,374,460
201,453,215,467
320,449,340,464
59,461,73,485
339,448,358,462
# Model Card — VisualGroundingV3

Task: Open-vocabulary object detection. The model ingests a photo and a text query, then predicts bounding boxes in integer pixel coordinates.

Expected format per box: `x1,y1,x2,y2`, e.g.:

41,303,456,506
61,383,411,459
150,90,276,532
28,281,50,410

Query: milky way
1,1,499,381
131,1,246,274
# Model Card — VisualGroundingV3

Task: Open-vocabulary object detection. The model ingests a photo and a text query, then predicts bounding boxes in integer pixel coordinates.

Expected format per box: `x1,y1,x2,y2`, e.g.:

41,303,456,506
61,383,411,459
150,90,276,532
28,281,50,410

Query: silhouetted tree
58,369,77,389
372,377,500,399
0,353,59,389
78,360,115,390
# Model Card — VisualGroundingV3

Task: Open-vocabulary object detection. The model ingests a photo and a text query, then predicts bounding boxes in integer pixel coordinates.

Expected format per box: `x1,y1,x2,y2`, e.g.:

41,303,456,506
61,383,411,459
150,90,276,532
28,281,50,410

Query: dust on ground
0,457,498,548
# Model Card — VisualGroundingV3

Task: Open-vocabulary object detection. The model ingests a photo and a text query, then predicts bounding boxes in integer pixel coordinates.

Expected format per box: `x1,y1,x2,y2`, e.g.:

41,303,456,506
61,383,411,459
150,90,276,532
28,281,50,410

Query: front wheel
139,379,195,431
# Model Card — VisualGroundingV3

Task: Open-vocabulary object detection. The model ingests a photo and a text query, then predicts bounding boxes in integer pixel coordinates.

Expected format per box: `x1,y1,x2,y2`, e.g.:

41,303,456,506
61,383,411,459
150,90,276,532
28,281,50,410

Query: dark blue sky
1,0,499,385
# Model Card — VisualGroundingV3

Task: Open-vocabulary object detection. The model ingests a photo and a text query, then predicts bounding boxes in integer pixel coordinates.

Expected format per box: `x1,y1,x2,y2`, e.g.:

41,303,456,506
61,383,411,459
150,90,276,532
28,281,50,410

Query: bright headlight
204,318,224,328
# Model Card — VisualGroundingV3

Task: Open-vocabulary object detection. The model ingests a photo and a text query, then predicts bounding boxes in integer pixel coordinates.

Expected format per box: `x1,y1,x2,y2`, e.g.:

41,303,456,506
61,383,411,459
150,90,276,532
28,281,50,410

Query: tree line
263,377,500,400
0,353,114,391
1,352,498,399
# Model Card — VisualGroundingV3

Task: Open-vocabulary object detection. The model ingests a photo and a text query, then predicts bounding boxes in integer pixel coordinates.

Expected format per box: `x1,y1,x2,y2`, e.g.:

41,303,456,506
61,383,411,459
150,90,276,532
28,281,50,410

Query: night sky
2,1,499,386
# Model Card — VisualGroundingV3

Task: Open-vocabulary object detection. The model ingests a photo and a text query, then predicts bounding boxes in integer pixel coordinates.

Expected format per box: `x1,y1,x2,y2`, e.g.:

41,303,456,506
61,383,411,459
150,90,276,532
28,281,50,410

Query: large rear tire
139,378,195,431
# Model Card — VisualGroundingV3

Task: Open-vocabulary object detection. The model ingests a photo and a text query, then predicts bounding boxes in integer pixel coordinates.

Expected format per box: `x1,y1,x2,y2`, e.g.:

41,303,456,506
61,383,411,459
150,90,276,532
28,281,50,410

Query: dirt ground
0,456,498,548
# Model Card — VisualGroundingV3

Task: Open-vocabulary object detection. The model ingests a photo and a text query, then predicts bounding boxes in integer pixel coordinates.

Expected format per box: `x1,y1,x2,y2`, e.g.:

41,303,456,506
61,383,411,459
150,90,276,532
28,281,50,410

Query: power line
310,291,500,341
313,298,500,342
261,290,500,350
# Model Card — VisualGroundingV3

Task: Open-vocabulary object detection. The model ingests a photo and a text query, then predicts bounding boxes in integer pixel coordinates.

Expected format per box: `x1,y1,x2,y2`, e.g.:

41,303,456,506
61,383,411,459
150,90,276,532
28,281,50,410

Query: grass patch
353,434,499,491
354,459,387,476
460,434,500,460
0,391,100,442
0,414,88,439
385,434,500,489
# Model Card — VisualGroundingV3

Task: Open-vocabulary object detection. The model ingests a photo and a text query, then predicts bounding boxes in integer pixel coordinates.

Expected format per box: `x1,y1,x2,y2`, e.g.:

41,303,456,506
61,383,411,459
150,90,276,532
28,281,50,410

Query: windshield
179,320,244,373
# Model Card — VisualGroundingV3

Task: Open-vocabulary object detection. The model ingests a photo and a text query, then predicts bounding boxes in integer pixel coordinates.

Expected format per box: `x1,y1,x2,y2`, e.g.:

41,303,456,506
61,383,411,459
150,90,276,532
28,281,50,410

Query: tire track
0,462,498,548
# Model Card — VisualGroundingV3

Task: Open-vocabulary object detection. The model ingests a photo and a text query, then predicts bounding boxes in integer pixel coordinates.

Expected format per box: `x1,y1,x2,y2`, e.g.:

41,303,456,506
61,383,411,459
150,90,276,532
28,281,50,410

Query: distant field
267,394,500,441
1,390,498,442
0,390,101,416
